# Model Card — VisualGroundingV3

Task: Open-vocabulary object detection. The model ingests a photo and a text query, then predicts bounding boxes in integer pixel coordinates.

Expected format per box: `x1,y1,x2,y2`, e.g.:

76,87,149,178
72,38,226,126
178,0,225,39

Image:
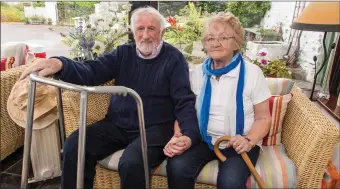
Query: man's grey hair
130,6,167,34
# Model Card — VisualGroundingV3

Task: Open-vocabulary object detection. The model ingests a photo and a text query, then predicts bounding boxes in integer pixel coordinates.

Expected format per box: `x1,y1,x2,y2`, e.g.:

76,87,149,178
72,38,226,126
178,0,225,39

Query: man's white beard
137,40,155,56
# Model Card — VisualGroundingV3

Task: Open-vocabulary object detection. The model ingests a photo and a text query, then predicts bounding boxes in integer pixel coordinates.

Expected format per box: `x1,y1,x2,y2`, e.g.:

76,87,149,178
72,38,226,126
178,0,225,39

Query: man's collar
136,40,164,59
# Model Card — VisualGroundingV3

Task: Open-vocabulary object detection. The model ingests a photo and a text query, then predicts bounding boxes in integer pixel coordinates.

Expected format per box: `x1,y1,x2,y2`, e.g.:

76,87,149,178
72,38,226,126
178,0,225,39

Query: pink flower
259,52,267,56
261,59,268,65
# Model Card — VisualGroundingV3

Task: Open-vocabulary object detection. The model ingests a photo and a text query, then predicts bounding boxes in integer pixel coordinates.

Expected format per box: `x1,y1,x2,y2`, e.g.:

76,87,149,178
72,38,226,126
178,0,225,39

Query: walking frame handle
21,73,150,189
214,136,266,189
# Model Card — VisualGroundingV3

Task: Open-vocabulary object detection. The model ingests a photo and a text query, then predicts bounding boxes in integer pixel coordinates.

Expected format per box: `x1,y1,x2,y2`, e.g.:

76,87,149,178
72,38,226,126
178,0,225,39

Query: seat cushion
246,145,296,188
98,144,296,188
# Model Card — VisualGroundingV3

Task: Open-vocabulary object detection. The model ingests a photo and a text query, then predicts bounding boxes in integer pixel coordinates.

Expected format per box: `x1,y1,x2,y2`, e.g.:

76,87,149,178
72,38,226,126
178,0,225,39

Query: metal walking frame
20,73,149,189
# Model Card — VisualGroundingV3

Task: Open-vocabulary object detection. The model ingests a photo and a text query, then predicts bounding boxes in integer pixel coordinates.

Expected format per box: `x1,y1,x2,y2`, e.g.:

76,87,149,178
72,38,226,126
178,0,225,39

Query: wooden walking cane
213,136,266,189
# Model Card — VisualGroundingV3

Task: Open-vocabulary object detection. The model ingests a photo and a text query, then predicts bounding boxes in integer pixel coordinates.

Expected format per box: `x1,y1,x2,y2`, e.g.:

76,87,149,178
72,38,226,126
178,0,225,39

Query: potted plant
48,18,52,25
252,51,292,78
41,17,46,24
24,17,30,24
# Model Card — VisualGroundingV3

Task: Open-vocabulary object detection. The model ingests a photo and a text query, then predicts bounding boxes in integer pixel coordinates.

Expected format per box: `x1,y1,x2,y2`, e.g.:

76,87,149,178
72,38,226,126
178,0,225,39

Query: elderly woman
164,12,272,189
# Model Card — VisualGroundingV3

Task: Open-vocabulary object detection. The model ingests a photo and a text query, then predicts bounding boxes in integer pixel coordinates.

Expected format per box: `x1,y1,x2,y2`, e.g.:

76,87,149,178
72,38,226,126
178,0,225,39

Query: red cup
34,52,47,58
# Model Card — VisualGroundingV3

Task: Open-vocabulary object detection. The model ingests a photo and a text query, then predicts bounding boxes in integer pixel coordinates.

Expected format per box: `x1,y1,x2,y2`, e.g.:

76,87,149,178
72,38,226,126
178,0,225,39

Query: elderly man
20,6,200,189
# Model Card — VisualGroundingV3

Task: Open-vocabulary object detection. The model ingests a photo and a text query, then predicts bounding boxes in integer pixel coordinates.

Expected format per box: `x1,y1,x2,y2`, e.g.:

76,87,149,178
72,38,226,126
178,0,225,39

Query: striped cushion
266,78,294,96
262,94,292,146
262,78,293,146
246,145,296,188
98,145,296,188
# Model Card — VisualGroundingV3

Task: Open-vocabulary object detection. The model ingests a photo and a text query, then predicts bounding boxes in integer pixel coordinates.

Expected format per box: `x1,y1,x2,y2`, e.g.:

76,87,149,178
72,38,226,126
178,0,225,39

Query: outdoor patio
1,1,339,189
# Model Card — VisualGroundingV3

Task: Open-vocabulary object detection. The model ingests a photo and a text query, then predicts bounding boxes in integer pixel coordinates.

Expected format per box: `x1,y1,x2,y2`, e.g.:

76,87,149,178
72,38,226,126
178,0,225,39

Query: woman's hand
163,136,192,157
226,135,252,154
163,120,191,157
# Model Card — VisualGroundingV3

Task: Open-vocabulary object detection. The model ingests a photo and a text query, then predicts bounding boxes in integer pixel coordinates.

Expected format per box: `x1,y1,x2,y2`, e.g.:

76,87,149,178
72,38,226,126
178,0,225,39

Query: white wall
24,6,45,17
24,2,57,25
45,2,57,25
262,2,325,82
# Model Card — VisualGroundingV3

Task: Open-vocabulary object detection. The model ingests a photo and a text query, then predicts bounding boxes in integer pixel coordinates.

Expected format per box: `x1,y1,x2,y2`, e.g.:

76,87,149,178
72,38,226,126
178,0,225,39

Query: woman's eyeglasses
204,36,235,46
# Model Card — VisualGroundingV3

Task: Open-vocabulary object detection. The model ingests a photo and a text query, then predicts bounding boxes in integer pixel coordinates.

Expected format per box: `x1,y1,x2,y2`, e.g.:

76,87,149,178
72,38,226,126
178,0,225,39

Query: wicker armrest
0,65,30,160
282,86,339,188
62,80,114,137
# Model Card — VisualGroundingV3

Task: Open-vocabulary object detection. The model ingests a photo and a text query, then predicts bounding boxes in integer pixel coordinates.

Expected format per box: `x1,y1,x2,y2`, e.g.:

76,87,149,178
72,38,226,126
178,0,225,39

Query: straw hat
7,78,58,130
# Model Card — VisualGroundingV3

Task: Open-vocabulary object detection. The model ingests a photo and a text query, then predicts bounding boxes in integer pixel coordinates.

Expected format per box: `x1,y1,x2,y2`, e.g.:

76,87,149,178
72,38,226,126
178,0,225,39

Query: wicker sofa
58,80,339,188
0,65,30,160
1,66,339,187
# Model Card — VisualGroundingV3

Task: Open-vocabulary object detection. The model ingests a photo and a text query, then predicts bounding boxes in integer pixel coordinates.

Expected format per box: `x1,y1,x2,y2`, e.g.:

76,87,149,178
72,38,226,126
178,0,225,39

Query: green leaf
225,2,271,28
184,42,193,55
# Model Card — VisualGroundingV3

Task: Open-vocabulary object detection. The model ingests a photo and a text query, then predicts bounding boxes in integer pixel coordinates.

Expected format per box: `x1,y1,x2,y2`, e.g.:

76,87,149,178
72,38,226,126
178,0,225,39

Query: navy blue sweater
54,42,200,145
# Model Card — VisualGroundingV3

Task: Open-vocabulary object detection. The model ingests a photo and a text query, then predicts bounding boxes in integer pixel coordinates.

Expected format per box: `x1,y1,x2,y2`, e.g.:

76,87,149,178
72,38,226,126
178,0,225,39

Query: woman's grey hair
130,6,167,34
203,12,245,50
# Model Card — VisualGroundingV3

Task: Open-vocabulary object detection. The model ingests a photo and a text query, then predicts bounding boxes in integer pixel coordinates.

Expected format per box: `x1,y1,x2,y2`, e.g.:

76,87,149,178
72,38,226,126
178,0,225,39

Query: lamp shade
290,2,340,32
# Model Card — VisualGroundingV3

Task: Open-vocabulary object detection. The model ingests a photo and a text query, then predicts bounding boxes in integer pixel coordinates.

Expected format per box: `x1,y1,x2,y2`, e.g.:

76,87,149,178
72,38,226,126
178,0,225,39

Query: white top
189,61,271,148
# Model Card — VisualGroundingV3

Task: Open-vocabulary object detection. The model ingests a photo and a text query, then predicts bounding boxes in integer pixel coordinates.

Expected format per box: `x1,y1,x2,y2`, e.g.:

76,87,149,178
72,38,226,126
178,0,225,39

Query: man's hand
163,135,192,157
163,120,192,157
226,135,252,154
20,58,63,80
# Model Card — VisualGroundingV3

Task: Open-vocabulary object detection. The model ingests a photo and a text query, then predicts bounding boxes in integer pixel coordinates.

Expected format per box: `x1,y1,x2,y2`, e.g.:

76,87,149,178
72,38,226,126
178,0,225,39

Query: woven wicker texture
282,86,339,188
62,84,339,189
93,165,216,189
0,65,30,160
62,80,114,137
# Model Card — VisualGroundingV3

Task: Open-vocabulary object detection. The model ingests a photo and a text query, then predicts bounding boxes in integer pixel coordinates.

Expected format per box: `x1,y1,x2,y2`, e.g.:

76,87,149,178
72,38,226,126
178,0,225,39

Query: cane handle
213,136,266,189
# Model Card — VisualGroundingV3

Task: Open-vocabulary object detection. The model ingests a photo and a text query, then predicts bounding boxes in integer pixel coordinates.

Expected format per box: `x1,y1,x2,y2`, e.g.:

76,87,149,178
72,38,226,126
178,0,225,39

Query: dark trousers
61,118,173,189
166,141,260,189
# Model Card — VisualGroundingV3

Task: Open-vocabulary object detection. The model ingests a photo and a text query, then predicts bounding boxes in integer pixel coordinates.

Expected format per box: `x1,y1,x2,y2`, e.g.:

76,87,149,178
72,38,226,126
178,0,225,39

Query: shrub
33,1,45,8
23,17,30,24
0,2,10,8
28,15,46,23
13,3,24,11
195,1,226,14
165,3,203,48
1,6,25,22
225,2,271,28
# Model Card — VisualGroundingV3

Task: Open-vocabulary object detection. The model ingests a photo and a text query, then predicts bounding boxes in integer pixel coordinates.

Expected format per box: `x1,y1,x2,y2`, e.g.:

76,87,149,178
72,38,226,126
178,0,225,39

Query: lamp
290,2,340,101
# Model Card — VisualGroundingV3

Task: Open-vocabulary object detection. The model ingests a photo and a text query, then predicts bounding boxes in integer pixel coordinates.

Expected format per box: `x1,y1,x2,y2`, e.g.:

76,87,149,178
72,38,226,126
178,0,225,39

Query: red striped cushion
262,94,292,146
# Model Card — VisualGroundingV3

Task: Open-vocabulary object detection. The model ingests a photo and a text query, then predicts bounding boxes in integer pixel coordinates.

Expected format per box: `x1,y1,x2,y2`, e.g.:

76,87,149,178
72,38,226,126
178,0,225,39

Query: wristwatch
244,137,255,148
